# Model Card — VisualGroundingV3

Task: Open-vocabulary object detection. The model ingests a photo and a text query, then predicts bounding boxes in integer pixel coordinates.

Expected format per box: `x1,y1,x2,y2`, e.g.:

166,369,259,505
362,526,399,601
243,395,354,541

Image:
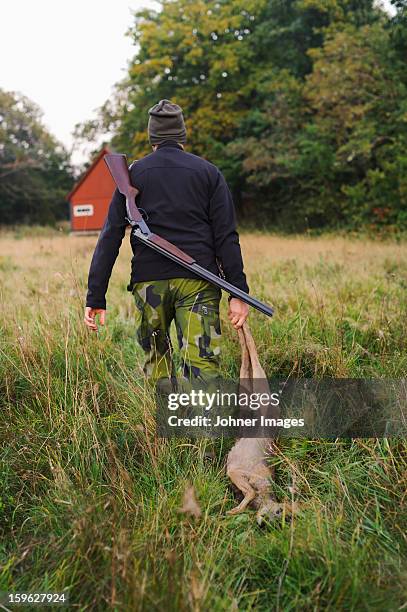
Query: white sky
0,0,158,165
1,0,396,167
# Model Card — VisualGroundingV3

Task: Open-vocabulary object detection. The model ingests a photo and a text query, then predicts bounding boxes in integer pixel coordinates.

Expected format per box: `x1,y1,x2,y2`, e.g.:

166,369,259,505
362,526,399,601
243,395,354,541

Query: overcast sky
1,0,396,166
1,0,157,164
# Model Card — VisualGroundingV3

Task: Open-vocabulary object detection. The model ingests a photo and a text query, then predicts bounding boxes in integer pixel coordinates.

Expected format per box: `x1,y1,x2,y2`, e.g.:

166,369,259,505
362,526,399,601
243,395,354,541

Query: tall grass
0,229,406,610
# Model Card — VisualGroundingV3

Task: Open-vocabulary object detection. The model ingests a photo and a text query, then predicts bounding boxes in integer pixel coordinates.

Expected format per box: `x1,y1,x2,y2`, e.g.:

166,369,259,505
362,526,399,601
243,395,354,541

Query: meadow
0,227,406,611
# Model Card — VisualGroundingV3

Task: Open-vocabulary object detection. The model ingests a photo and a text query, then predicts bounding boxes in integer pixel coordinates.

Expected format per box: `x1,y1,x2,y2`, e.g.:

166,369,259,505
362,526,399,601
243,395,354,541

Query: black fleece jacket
86,141,249,309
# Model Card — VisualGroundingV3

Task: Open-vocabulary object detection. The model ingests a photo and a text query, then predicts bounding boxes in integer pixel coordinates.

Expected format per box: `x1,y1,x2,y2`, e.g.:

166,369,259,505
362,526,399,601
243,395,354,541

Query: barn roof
66,146,112,200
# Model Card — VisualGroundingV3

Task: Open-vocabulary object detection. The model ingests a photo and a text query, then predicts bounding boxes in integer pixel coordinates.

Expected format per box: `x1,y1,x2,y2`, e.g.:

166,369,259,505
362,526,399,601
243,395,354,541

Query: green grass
0,229,406,610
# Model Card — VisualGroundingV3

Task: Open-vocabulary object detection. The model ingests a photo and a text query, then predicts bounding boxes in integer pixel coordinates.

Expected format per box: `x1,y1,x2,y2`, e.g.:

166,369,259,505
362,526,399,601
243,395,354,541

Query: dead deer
226,322,282,524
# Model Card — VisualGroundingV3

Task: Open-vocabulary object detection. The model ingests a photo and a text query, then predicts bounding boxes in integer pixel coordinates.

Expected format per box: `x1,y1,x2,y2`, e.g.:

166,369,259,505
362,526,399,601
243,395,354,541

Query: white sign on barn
73,204,94,217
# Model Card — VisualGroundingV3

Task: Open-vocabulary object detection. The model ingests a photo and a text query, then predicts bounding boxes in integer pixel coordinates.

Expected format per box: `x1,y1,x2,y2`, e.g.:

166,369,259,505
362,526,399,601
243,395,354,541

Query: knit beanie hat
148,99,187,145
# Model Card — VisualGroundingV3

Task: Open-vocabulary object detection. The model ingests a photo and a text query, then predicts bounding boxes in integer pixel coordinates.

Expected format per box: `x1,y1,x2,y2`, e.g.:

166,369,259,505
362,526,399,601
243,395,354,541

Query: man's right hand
84,307,106,332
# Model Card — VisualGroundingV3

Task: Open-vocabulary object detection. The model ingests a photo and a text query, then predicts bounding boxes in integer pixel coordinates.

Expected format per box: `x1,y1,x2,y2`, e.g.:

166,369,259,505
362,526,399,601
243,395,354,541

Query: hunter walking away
84,99,252,381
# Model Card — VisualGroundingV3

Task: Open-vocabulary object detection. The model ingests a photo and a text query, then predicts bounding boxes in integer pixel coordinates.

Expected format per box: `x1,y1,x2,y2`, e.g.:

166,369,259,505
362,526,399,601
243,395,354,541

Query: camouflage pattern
132,278,222,381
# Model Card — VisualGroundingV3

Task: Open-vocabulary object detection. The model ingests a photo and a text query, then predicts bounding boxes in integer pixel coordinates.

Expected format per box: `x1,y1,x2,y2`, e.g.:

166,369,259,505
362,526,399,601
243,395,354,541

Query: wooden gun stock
104,154,138,197
104,154,143,223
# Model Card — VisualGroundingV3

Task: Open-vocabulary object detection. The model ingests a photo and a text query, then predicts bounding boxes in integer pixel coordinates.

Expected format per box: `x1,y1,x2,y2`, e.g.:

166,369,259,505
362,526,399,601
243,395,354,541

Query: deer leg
242,322,267,379
237,327,252,383
226,470,257,515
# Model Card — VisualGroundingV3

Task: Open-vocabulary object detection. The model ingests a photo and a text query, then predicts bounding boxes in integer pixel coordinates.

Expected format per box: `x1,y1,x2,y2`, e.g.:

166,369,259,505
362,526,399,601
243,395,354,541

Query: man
84,99,249,382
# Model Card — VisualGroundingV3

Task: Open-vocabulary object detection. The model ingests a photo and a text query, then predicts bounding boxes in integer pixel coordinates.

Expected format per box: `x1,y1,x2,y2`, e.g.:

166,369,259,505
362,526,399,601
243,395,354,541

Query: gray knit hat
148,99,187,145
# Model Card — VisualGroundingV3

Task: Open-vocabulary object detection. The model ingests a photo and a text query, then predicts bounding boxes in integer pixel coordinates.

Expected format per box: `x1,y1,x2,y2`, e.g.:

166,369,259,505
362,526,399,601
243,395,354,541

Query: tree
227,17,407,230
75,0,405,230
0,89,73,225
303,23,407,228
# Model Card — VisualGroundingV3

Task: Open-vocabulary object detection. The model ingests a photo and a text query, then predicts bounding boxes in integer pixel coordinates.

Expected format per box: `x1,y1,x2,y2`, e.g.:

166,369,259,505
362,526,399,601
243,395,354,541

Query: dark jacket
86,141,249,309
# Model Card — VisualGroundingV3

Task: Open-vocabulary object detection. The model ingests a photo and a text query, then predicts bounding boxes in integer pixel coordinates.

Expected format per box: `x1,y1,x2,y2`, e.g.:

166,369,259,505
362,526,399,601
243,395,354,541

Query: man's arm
86,187,127,311
208,170,250,328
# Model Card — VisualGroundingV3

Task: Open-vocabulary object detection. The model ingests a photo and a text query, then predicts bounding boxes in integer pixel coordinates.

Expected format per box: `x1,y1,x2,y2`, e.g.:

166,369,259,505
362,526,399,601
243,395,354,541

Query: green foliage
75,0,407,231
231,22,407,230
0,89,73,225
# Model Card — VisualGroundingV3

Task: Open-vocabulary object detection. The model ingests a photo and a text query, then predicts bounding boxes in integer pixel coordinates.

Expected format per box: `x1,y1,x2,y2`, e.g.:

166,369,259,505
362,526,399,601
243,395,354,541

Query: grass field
0,227,406,611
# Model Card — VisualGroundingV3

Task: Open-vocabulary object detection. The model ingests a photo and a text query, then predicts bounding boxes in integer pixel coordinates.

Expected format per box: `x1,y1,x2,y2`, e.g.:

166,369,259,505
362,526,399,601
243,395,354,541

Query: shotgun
104,153,274,317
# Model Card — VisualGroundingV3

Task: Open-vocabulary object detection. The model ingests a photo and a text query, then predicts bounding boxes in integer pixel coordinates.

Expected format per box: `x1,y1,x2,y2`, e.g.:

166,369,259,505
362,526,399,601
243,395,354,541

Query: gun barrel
192,264,274,317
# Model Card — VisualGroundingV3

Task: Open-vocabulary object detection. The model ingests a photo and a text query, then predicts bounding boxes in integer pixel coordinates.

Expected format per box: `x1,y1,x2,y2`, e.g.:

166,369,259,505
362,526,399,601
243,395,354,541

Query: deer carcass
226,322,281,524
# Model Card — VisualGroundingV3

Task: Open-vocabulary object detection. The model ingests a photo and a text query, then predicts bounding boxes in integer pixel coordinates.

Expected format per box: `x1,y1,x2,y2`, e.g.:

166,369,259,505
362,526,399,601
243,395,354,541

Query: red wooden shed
67,146,116,233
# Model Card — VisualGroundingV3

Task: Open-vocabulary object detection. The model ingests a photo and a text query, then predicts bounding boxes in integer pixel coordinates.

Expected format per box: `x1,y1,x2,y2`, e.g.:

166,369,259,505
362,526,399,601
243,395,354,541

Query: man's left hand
228,298,249,329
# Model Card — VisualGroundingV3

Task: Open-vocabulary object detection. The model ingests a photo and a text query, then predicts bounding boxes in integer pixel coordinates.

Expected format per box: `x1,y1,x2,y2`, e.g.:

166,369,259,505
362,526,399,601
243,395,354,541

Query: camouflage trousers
132,278,222,382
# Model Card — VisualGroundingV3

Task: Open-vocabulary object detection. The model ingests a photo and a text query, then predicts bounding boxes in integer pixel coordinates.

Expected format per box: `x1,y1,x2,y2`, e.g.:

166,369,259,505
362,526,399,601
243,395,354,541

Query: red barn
67,147,116,233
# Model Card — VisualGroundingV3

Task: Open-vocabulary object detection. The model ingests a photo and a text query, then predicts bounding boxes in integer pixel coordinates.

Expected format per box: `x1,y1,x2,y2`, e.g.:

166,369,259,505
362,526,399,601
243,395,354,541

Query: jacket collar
155,141,184,151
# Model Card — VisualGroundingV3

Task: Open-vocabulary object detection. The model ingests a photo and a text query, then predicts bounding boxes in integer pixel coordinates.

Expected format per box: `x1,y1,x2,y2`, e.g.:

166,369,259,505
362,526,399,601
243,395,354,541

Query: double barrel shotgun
104,153,274,318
